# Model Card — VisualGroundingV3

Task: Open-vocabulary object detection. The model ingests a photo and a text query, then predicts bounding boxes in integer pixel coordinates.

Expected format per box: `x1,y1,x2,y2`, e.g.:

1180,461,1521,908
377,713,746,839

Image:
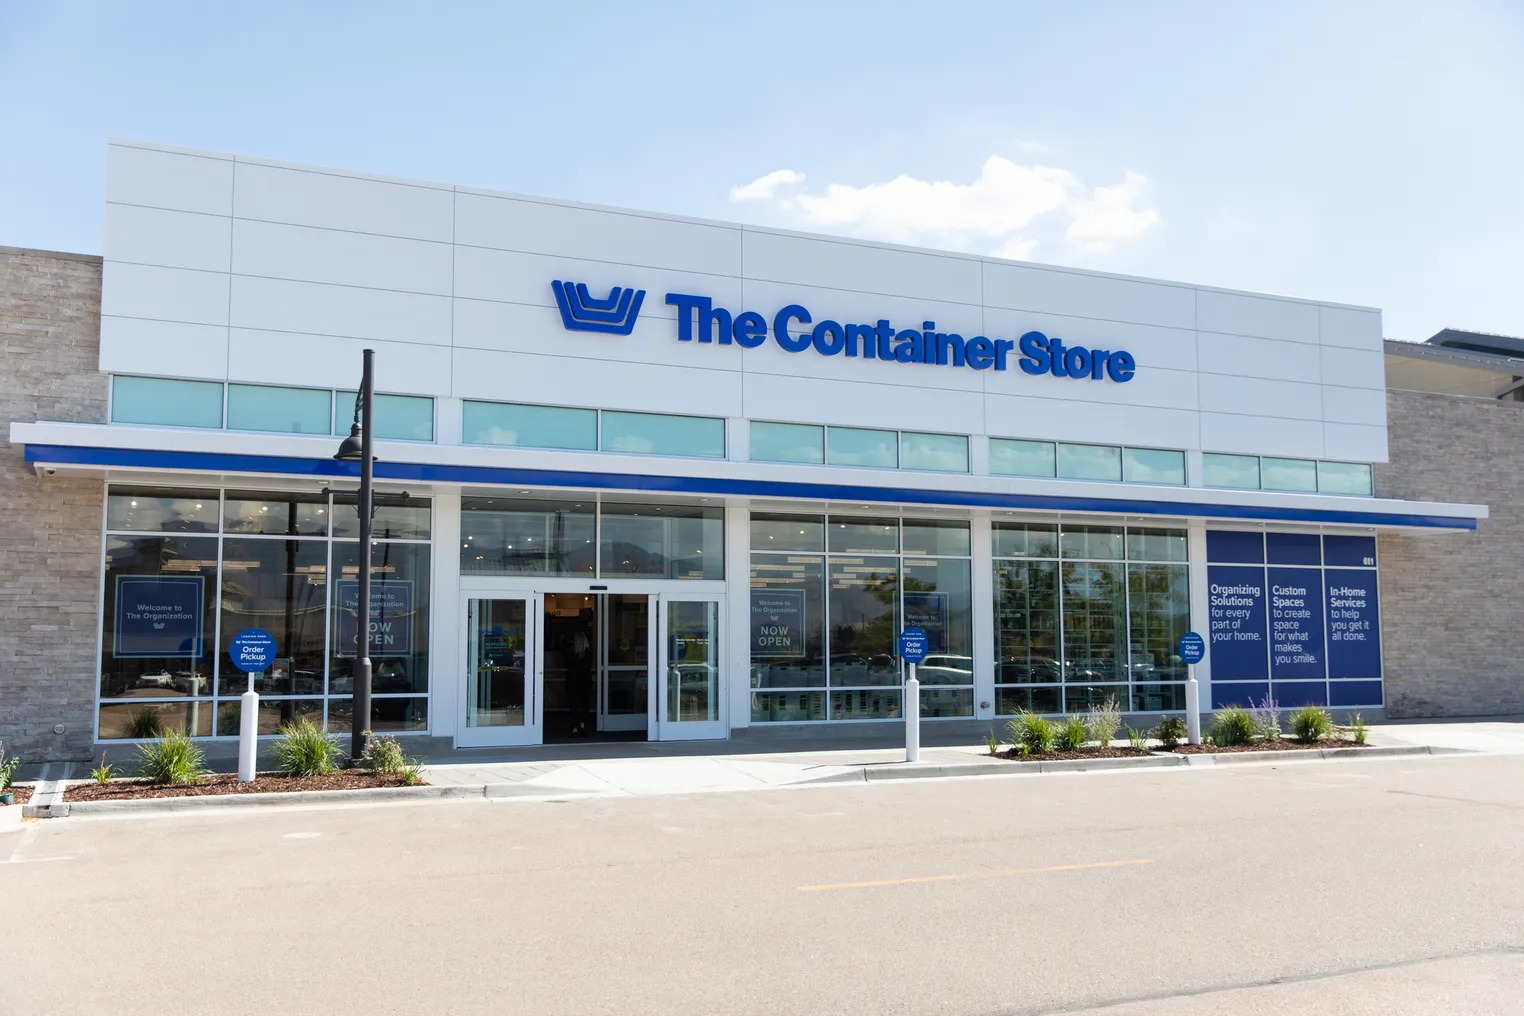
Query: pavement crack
1385,789,1524,810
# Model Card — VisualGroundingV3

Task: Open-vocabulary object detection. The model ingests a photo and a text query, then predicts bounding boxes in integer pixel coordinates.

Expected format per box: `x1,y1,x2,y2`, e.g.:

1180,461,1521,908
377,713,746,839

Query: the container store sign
752,590,805,658
114,576,204,658
335,579,414,658
1204,532,1382,710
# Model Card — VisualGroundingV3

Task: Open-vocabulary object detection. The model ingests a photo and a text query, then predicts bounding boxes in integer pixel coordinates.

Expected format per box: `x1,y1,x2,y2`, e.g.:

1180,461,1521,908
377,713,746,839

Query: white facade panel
455,191,742,275
1195,289,1320,344
1197,374,1324,421
1198,413,1325,458
105,203,231,273
982,261,1196,329
453,245,743,317
231,218,453,295
1321,385,1388,427
739,277,984,339
106,143,233,216
1196,331,1322,384
227,327,452,395
742,229,982,304
1320,345,1386,391
230,275,452,347
99,316,228,378
101,262,230,328
1323,422,1388,462
232,161,454,242
984,307,1199,373
452,346,743,417
985,395,1200,449
1319,304,1384,350
742,372,985,433
738,334,987,395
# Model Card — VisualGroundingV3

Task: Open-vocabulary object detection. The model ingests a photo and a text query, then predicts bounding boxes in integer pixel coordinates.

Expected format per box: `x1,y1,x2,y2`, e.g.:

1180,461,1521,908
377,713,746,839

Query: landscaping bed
63,771,422,802
2,785,32,806
1166,738,1367,754
990,746,1153,762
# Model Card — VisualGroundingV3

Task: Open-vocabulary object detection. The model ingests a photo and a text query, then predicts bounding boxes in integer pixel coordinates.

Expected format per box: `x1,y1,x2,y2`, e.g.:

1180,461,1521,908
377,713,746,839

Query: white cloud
729,169,804,202
729,156,1160,262
1066,171,1162,252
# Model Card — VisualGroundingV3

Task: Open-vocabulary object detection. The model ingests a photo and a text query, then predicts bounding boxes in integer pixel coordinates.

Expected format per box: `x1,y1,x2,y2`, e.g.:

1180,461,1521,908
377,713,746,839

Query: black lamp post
333,348,375,763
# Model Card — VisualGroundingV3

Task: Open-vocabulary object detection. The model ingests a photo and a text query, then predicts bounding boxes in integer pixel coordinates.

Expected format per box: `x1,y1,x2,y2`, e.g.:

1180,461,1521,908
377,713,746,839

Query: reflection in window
226,384,332,435
99,535,217,701
750,421,824,464
1057,443,1123,481
223,491,328,536
332,495,432,541
461,498,595,576
827,427,897,468
1128,563,1190,707
1203,453,1260,489
601,411,725,458
749,513,825,552
105,488,220,533
111,376,223,429
750,555,826,690
900,432,969,473
994,559,1059,685
1317,461,1373,496
1262,457,1318,492
599,502,724,579
990,439,1057,478
828,556,899,687
463,401,596,450
329,541,432,697
336,390,435,442
219,538,328,696
1123,448,1186,485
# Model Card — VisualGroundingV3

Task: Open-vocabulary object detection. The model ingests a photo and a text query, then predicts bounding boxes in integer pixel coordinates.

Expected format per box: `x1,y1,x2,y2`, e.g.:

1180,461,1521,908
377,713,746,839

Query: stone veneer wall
1376,388,1524,718
0,247,106,762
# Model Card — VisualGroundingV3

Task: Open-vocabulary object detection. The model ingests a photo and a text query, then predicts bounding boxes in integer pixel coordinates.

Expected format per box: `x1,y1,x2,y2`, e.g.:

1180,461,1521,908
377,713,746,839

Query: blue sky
2,1,1521,341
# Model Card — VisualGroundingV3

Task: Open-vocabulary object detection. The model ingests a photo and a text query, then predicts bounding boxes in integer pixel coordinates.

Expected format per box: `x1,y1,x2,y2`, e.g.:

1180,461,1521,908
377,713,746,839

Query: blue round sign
898,627,929,664
229,628,276,673
1177,631,1206,665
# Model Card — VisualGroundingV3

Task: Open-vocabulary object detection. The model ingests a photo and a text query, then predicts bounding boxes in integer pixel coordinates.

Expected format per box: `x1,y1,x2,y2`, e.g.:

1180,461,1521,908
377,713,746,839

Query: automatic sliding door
653,594,725,740
460,596,541,747
600,594,650,732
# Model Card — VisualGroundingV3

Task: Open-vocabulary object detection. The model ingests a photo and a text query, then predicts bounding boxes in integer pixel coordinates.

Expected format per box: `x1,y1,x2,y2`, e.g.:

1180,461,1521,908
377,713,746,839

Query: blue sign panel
114,576,203,658
335,579,415,658
1177,631,1206,664
751,589,806,659
1325,570,1381,679
229,628,276,673
1324,535,1377,568
1207,565,1269,680
1268,568,1325,681
898,627,929,664
902,591,950,654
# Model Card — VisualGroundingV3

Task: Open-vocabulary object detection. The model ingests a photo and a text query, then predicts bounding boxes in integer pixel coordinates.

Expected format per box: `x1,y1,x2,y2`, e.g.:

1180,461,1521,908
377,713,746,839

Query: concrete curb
1187,744,1459,765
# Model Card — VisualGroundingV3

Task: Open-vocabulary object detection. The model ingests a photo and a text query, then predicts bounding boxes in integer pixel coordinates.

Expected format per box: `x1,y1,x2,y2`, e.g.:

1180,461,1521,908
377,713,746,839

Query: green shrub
1250,696,1281,741
1127,726,1149,751
1153,716,1188,748
1084,694,1122,748
1289,706,1335,744
984,727,1000,756
1056,714,1087,751
90,752,119,785
0,741,21,789
270,718,343,777
1348,712,1368,745
136,731,208,784
128,707,168,740
1006,711,1056,756
1208,706,1257,746
357,732,408,775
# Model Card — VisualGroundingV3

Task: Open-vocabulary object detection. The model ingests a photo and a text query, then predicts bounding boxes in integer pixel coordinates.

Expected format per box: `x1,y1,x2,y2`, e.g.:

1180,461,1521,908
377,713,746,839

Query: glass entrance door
599,594,651,733
460,595,541,747
652,593,726,741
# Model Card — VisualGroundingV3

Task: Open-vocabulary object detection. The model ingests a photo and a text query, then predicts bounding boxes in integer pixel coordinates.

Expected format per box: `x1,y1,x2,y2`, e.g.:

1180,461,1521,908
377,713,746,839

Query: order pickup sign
229,628,276,673
898,627,929,664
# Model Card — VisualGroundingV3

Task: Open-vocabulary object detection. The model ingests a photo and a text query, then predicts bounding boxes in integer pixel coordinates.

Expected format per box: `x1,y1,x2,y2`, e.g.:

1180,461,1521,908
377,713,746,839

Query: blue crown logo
552,281,646,335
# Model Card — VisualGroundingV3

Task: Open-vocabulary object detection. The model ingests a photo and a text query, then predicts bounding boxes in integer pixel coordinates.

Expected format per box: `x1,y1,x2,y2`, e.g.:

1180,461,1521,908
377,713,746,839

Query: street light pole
334,348,376,763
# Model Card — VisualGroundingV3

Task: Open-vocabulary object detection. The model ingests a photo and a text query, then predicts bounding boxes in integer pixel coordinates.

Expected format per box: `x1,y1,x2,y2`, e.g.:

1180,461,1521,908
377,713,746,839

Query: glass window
1128,563,1190,697
219,538,328,696
750,555,826,690
1126,527,1187,563
1057,443,1123,481
99,701,212,740
1318,461,1373,496
994,559,1060,685
336,391,435,442
460,498,595,576
750,422,824,464
831,689,902,720
1061,560,1127,684
226,384,332,435
992,522,1059,559
328,696,429,734
601,411,725,458
990,439,1057,478
750,513,825,552
828,516,898,554
106,487,219,533
900,432,969,473
827,427,897,468
332,495,431,541
1262,457,1318,492
463,401,596,450
1061,525,1124,561
329,541,431,697
828,556,899,686
223,491,329,536
599,502,724,579
751,691,826,722
903,556,972,696
99,535,218,700
1203,453,1261,489
111,376,223,429
1123,448,1185,485
902,519,971,557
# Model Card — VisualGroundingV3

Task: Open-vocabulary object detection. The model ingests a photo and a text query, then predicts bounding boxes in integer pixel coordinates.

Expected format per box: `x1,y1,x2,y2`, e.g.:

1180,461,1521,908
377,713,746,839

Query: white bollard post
905,663,921,763
238,670,260,782
1186,666,1202,745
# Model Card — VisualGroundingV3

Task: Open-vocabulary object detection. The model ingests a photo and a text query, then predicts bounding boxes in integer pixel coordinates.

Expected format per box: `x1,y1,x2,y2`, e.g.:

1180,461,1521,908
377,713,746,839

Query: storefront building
0,139,1501,761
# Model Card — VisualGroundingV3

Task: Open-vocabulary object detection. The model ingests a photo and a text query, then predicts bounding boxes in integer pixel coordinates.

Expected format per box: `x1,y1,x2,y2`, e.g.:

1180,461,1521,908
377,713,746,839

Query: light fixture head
333,423,364,461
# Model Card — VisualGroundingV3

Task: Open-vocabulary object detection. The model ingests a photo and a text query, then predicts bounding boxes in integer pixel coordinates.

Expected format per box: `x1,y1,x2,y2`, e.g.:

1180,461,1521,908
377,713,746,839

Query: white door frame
456,590,543,748
651,591,728,741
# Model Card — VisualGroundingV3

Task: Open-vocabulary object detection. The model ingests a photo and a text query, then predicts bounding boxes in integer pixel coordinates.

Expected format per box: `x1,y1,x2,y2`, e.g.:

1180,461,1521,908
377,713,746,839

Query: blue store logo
552,281,646,335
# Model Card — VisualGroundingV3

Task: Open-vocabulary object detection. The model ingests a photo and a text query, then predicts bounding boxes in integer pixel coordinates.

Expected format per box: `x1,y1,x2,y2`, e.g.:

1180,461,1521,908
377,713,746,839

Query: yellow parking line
798,857,1153,892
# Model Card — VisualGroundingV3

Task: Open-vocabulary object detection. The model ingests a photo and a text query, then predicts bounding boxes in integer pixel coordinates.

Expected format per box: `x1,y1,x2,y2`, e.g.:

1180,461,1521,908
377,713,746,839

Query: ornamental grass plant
1006,711,1056,756
136,731,208,784
1056,714,1088,751
1207,706,1257,747
1289,706,1336,744
270,718,344,777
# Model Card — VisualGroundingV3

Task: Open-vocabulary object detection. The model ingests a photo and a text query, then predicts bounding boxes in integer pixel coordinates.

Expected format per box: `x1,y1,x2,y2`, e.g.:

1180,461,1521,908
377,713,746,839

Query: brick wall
0,247,106,762
1376,388,1524,718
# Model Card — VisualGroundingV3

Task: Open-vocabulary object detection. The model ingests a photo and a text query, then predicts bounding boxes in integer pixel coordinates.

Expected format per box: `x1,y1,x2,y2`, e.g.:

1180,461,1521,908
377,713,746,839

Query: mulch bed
3,786,32,806
991,746,1154,762
62,771,421,802
1166,739,1368,754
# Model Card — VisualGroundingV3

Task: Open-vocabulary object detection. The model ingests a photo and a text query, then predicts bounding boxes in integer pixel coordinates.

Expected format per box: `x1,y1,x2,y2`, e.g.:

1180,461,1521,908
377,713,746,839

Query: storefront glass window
600,411,725,458
1317,461,1374,496
1057,443,1123,481
750,513,825,552
1203,453,1260,489
599,502,724,579
223,491,329,537
329,541,432,703
99,535,218,703
105,487,219,533
219,538,328,696
110,376,223,429
335,391,435,442
463,401,597,451
750,422,824,464
332,495,432,541
226,384,332,435
827,427,898,468
990,439,1057,478
1123,447,1186,485
461,498,595,576
1262,457,1319,492
900,432,969,473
